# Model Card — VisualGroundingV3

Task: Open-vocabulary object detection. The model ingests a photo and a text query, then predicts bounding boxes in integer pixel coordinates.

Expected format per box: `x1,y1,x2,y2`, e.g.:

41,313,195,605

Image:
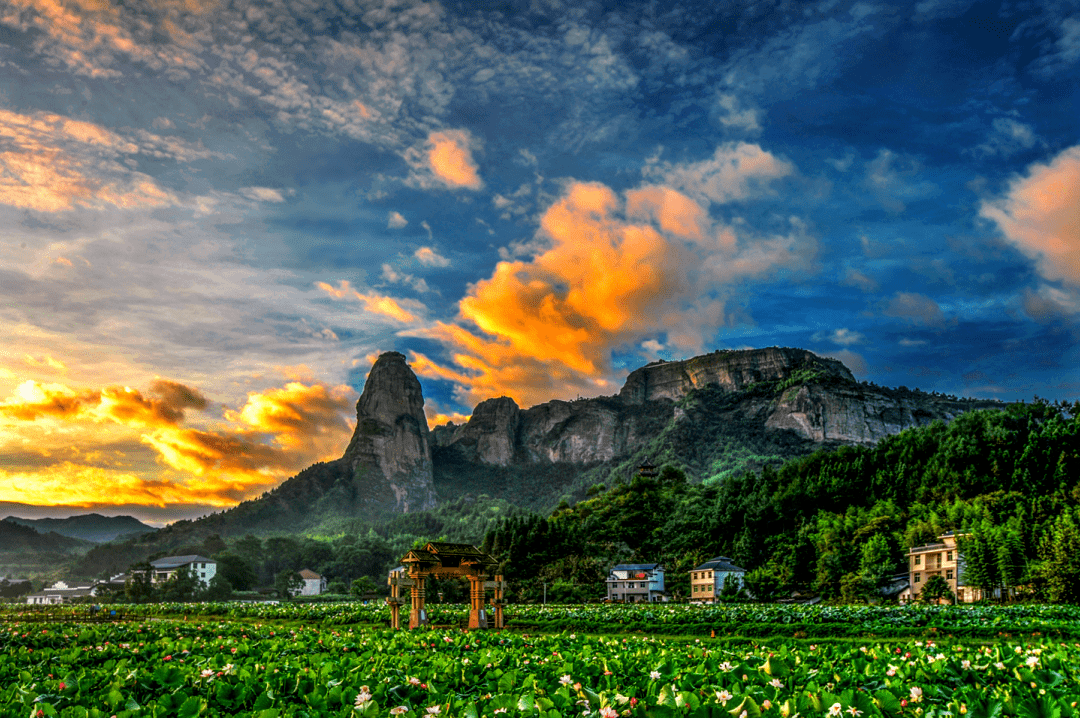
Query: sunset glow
1,0,1078,522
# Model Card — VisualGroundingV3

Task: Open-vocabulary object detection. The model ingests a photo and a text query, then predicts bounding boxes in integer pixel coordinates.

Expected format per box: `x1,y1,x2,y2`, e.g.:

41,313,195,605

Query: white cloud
415,246,449,267
972,118,1039,157
864,149,937,213
239,187,288,203
812,328,865,346
644,142,794,206
387,211,408,229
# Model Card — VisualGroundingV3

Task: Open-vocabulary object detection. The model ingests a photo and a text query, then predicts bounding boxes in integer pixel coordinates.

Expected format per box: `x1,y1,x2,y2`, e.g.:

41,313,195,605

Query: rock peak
342,352,436,513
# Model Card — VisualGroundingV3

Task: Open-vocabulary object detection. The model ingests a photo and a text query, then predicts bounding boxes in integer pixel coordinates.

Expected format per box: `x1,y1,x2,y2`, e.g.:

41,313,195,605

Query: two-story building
141,555,218,586
606,563,666,602
901,531,983,603
689,556,746,602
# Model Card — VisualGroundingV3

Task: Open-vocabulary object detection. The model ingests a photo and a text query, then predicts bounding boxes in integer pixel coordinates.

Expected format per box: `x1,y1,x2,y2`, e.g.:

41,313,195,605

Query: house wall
907,535,981,603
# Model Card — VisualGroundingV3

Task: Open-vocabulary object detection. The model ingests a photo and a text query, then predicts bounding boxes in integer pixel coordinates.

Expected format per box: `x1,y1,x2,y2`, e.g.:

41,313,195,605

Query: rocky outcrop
434,347,1002,470
619,347,854,404
760,382,999,444
341,351,437,513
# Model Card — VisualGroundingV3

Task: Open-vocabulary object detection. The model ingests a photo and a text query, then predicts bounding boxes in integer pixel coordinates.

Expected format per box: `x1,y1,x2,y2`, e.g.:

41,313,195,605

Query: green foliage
919,574,954,603
274,570,303,599
480,401,1080,604
5,606,1080,718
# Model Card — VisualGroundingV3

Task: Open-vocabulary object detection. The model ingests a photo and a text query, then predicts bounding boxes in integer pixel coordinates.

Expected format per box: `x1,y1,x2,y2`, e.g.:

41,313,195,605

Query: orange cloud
0,108,175,211
316,280,420,323
0,376,356,509
417,169,811,408
980,145,1080,286
426,130,482,190
0,379,206,426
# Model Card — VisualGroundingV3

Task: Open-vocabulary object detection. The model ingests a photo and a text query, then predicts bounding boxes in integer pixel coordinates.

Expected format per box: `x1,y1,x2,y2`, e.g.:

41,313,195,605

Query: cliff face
341,351,438,513
618,347,854,404
434,347,1001,471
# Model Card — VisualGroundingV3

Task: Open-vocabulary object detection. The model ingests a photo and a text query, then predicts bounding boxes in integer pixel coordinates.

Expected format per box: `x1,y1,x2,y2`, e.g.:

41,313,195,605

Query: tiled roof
692,556,746,572
150,555,216,568
298,569,321,579
611,563,660,571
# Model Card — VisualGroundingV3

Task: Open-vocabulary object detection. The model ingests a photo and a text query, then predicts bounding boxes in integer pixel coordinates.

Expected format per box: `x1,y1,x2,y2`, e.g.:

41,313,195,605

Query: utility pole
543,581,547,605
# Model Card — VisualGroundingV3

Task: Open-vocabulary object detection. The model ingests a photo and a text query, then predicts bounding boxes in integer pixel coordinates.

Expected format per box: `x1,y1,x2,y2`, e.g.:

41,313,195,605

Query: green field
2,603,1079,717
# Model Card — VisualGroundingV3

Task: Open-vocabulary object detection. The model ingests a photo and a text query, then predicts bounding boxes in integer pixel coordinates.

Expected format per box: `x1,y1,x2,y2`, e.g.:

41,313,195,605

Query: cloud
822,349,867,376
712,94,761,134
812,328,865,346
980,145,1080,286
381,263,430,294
842,268,879,292
413,129,482,190
387,211,408,228
1022,285,1080,322
239,187,289,203
316,280,422,323
644,142,794,205
416,166,814,408
972,118,1040,157
22,354,67,373
0,108,177,212
864,149,937,213
414,246,450,267
0,376,355,508
0,378,208,426
881,292,949,327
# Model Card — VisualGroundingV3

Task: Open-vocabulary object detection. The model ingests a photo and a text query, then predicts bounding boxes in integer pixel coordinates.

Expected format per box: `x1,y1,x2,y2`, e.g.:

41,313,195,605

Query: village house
606,563,666,602
132,555,218,586
900,531,983,603
298,569,327,596
25,580,96,604
689,556,746,602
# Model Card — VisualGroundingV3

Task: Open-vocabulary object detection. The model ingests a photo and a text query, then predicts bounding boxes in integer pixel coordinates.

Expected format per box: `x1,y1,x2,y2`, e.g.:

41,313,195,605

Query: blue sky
0,0,1078,521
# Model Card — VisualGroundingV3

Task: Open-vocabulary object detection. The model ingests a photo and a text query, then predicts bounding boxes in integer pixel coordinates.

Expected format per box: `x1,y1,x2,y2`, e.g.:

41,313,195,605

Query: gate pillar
409,575,428,629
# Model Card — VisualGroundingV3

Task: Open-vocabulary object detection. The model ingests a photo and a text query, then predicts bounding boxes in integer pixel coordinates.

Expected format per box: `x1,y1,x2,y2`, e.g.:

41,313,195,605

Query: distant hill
3,513,153,543
0,520,91,553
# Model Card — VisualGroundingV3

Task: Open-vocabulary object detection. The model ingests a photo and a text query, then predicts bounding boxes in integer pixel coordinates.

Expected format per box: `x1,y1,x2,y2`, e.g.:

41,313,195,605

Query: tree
859,534,897,594
214,553,258,591
125,562,156,603
159,566,202,602
350,576,379,597
205,574,233,601
1040,511,1080,603
919,574,954,604
742,565,782,601
274,570,303,600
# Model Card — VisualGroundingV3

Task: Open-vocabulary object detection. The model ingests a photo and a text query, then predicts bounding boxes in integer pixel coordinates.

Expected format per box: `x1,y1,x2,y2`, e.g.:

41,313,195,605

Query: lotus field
3,607,1080,718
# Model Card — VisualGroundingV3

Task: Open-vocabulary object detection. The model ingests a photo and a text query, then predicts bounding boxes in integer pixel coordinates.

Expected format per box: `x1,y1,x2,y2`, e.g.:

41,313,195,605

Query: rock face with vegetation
432,348,1001,486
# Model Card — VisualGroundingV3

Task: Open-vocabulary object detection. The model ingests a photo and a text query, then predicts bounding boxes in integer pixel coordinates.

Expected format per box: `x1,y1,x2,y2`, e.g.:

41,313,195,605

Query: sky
1,0,1078,525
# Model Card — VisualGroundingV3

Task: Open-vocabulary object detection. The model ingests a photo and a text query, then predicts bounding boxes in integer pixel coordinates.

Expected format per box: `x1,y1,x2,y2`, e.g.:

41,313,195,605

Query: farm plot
3,618,1080,718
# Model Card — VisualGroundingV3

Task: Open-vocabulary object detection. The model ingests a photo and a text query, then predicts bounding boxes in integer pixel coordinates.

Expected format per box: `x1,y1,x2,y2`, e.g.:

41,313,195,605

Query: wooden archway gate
387,542,505,630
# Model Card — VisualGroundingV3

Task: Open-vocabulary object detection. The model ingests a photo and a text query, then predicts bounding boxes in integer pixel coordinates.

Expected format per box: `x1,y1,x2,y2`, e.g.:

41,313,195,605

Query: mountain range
131,347,1001,540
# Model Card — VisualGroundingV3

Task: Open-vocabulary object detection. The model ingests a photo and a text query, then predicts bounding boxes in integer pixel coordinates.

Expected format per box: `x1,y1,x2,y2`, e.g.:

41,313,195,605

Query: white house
298,569,326,596
146,555,217,586
25,580,96,604
606,563,666,602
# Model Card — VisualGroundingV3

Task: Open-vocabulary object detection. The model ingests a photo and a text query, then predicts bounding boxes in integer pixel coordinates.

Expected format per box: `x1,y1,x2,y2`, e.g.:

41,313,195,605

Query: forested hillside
483,400,1080,603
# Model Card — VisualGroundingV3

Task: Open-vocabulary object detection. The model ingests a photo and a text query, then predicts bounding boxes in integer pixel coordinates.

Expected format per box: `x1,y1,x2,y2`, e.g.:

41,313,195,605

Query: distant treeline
483,400,1080,603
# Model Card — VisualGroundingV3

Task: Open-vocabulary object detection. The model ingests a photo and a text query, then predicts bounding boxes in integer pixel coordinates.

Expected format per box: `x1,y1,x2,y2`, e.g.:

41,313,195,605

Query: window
946,570,954,580
946,552,952,561
914,556,921,565
914,573,921,583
